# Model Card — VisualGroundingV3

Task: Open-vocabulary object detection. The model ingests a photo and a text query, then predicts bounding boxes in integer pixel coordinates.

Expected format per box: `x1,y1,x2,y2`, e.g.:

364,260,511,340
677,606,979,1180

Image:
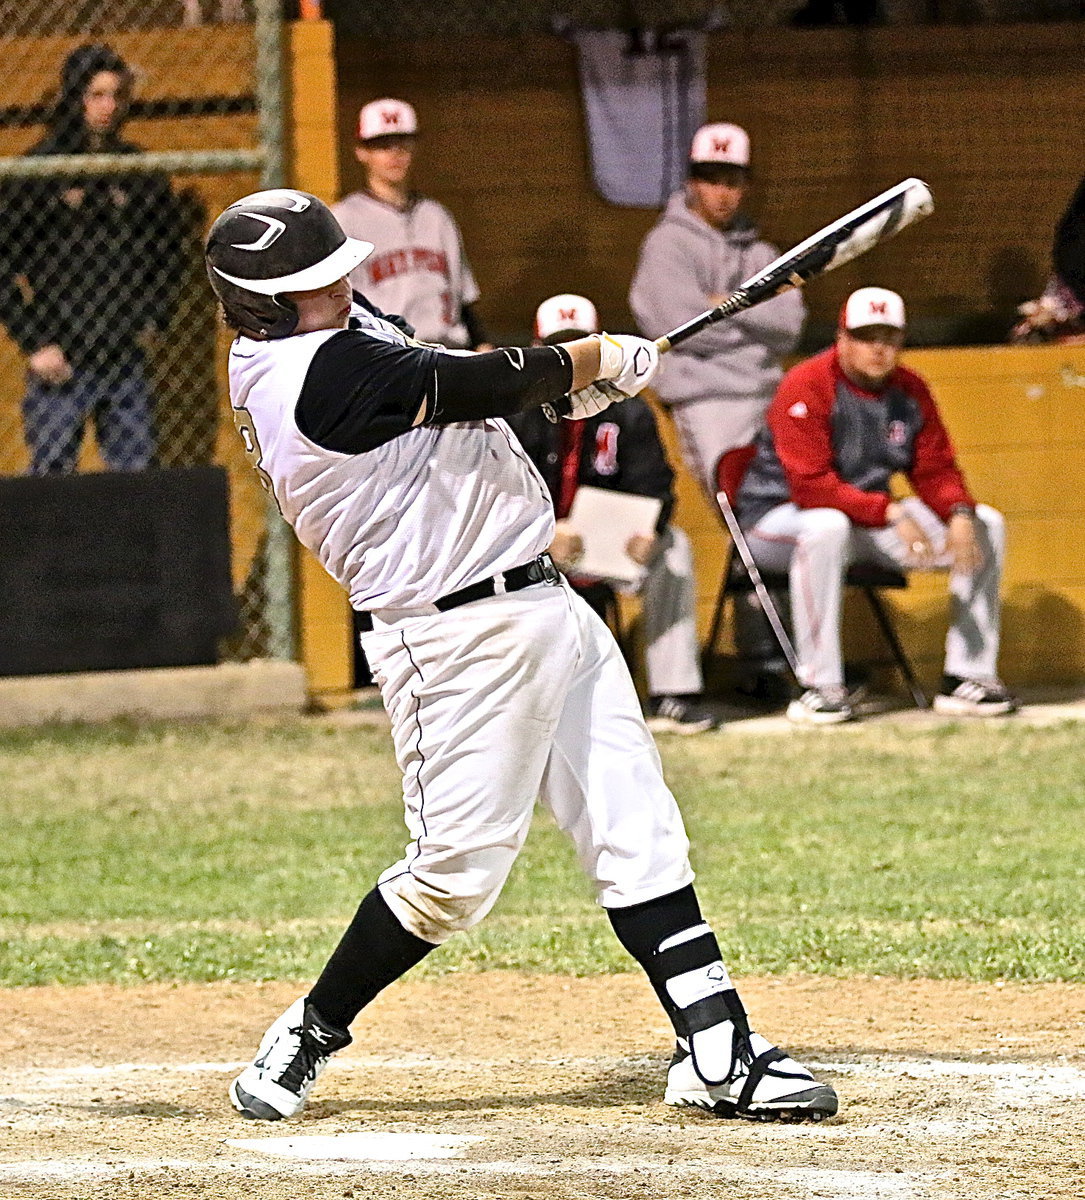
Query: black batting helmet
205,189,373,338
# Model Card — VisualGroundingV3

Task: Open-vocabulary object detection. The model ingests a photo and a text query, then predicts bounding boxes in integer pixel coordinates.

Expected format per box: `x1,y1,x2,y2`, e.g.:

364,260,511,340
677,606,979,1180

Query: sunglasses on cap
843,325,905,346
360,133,417,150
689,163,749,187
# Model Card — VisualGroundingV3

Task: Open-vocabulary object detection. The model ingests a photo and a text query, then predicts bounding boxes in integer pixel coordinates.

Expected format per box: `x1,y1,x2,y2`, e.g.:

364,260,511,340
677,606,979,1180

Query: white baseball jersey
332,191,481,349
227,303,553,613
225,297,694,951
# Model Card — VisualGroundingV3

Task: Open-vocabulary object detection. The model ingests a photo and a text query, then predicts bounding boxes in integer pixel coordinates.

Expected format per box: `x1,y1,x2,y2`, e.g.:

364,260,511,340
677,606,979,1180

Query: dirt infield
1,975,1083,1199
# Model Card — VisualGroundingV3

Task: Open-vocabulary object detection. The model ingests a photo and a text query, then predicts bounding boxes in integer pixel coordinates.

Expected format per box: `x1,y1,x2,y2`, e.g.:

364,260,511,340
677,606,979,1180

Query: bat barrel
654,178,933,356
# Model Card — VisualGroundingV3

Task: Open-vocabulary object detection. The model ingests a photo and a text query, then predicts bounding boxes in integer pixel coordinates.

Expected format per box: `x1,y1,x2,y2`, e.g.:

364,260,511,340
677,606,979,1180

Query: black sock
607,884,747,1038
308,887,437,1030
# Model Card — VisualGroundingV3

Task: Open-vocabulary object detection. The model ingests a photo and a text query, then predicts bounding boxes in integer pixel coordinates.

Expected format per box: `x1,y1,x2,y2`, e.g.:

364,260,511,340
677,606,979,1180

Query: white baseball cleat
664,1030,838,1122
230,997,351,1120
786,687,854,726
932,676,1018,717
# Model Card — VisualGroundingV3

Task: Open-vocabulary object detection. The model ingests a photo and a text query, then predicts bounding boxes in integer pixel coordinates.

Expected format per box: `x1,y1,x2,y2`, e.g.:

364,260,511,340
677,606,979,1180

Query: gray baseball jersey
332,191,481,349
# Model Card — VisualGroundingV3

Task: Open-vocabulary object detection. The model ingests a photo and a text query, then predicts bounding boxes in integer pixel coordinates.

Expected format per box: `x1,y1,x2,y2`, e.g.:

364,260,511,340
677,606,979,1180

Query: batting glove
593,332,661,397
563,380,624,421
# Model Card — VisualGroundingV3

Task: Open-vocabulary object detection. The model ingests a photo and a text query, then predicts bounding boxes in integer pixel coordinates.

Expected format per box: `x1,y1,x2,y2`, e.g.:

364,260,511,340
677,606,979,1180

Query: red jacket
738,346,974,529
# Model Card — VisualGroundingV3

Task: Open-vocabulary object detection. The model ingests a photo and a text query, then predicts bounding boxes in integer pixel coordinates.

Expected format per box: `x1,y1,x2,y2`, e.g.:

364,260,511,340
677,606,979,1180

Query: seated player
736,287,1016,725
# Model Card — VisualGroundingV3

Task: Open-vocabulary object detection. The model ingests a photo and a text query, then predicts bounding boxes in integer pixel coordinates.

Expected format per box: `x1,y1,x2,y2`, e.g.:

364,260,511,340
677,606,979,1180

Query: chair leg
862,587,927,708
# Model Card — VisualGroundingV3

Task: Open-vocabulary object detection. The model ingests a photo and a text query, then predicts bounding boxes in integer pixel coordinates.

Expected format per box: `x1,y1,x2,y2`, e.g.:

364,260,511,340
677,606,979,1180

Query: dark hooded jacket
1053,172,1085,309
0,44,184,373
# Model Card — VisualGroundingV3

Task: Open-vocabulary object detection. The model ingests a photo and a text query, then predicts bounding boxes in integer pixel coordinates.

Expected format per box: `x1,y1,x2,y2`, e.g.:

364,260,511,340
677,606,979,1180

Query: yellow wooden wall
655,343,1085,693
296,338,1085,698
882,344,1085,688
316,20,1085,698
9,23,1077,695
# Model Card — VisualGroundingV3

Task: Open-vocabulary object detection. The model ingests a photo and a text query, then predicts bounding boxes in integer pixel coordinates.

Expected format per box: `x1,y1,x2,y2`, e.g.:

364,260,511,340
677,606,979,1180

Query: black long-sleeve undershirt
294,330,573,455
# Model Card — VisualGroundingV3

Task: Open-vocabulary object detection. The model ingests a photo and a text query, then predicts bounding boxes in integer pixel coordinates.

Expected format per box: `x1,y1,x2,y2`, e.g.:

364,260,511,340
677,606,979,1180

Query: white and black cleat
664,1034,838,1123
932,676,1018,717
230,997,351,1121
786,687,854,726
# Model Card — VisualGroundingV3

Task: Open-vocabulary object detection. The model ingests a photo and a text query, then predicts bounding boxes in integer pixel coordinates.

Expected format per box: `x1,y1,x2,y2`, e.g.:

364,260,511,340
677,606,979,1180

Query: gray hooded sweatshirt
628,189,805,406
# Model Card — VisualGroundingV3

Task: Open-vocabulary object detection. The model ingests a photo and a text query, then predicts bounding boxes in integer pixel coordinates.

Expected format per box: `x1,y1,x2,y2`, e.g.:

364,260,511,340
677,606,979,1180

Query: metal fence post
253,0,295,662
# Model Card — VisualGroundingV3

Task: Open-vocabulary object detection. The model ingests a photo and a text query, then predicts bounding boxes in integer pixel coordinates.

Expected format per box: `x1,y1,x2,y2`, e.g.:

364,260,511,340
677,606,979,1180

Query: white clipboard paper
565,486,663,585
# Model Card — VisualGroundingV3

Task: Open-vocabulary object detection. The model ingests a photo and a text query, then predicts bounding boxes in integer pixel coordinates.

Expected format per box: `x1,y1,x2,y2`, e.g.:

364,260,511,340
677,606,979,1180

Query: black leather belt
355,552,561,632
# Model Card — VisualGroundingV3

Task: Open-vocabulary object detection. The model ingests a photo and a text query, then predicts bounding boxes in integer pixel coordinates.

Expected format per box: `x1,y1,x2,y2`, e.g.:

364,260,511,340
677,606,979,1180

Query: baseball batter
332,97,490,350
204,189,837,1126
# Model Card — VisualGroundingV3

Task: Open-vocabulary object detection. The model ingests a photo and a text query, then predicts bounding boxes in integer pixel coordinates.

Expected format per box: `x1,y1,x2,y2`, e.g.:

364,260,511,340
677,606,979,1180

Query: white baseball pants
629,524,703,698
745,498,1006,690
670,395,772,497
359,581,694,944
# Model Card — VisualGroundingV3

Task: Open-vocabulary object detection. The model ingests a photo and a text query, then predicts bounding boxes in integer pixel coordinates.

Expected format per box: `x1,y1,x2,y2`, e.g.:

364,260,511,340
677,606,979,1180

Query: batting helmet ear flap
206,262,300,339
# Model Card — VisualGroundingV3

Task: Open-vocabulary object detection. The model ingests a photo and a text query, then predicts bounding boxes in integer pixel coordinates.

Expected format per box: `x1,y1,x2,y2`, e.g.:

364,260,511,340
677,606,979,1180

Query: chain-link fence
0,0,288,665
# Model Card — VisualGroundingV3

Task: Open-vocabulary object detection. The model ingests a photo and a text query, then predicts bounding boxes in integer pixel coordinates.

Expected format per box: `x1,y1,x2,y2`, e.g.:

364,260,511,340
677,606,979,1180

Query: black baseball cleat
664,1032,838,1122
230,997,352,1120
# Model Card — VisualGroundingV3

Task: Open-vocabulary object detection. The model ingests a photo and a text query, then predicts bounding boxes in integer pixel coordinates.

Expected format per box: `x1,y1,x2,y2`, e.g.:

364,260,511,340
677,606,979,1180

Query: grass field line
5,722,1084,984
0,916,342,940
6,913,1082,943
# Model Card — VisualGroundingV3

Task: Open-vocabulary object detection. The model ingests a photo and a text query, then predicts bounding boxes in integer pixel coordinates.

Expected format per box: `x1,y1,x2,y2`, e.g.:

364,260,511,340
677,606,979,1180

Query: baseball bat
655,177,934,353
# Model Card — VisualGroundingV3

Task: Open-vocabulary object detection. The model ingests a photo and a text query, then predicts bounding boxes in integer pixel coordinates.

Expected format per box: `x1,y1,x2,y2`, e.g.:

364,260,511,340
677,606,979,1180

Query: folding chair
703,445,927,709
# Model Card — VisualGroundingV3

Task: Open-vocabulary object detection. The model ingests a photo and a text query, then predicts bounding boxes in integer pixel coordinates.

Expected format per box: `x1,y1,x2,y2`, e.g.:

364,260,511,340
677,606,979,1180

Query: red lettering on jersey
593,422,620,477
410,247,450,276
368,249,414,283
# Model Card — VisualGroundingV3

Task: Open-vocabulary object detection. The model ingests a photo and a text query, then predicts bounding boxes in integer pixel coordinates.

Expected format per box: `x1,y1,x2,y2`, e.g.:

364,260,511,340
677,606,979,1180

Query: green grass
1,717,1083,985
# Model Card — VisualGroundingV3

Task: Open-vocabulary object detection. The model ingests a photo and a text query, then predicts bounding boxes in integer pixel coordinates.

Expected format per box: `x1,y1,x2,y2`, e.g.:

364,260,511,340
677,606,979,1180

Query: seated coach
735,286,1016,725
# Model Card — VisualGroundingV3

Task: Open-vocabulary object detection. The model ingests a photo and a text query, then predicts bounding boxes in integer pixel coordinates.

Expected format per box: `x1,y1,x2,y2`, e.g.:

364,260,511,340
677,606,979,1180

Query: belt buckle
536,552,561,586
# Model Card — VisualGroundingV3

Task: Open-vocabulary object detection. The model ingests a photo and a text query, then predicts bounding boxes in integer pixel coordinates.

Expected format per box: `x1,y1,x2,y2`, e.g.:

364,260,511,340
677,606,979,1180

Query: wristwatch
949,503,976,518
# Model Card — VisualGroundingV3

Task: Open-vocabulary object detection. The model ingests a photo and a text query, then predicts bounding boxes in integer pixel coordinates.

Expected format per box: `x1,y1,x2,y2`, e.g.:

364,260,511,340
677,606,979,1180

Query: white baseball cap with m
534,293,599,342
841,287,906,331
689,122,750,167
357,98,418,142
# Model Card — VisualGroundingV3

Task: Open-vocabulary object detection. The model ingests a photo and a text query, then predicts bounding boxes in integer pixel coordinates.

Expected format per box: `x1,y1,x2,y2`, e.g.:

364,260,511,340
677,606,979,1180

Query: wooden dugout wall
3,20,1082,693
317,19,1085,695
337,21,1085,344
650,345,1085,691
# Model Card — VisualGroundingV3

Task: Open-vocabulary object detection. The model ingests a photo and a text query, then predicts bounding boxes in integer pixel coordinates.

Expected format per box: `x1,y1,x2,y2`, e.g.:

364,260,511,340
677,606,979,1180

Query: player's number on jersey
232,407,280,511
